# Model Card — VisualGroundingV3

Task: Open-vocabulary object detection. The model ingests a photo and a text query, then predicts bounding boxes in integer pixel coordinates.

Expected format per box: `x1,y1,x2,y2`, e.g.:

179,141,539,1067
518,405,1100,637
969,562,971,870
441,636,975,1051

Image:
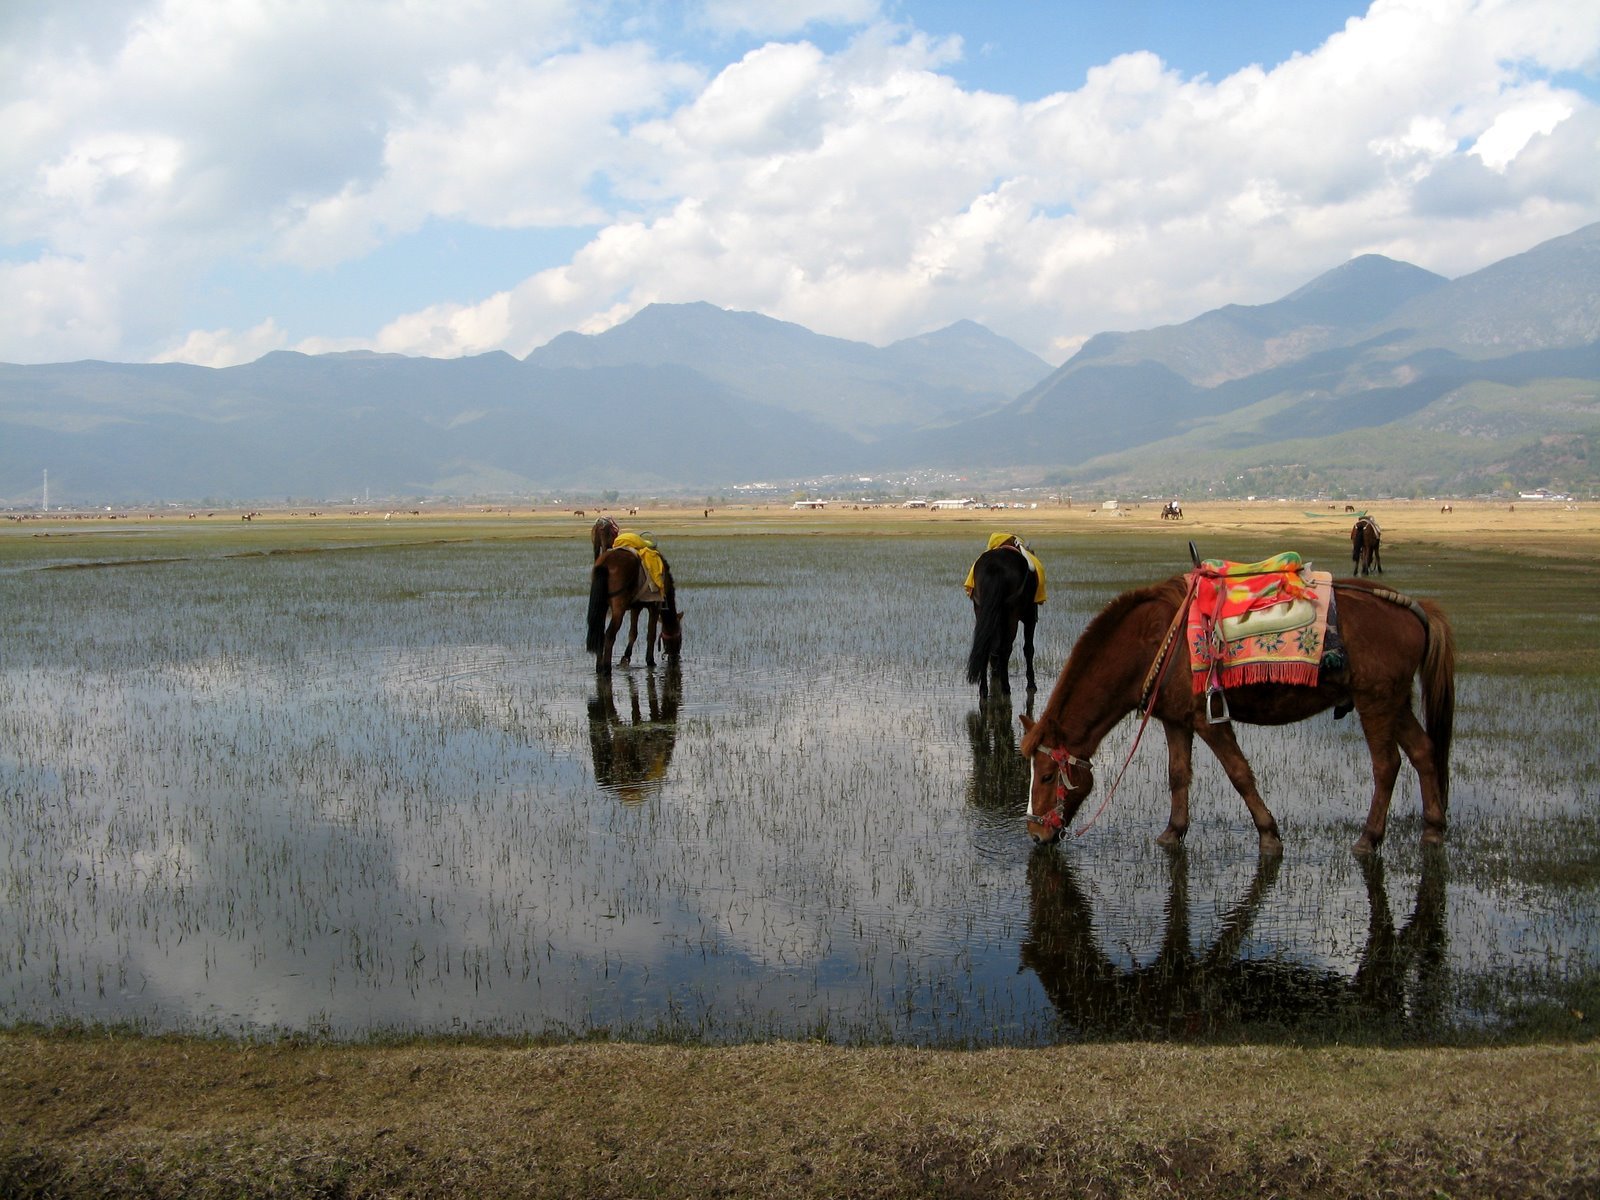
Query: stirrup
1205,685,1231,724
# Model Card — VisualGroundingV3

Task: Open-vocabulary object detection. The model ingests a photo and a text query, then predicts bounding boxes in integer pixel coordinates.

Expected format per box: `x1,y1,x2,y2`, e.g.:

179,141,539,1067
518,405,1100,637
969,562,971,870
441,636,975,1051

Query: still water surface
1,531,1594,1043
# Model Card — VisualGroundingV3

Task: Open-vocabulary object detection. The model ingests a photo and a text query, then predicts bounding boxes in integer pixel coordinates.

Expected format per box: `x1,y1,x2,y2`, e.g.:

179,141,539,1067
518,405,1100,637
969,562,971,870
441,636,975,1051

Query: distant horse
965,543,1039,699
586,546,683,671
1019,575,1454,855
1161,501,1183,520
1351,517,1382,576
591,515,619,560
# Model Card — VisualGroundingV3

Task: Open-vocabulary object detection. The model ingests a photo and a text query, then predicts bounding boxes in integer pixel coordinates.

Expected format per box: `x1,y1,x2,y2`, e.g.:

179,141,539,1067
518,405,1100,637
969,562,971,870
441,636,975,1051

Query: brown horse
1019,575,1454,856
1351,517,1382,575
586,546,682,671
591,515,619,560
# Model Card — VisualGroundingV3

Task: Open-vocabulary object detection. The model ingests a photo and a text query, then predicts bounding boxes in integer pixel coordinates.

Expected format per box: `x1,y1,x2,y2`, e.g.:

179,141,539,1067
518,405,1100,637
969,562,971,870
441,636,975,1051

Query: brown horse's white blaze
1018,722,1093,843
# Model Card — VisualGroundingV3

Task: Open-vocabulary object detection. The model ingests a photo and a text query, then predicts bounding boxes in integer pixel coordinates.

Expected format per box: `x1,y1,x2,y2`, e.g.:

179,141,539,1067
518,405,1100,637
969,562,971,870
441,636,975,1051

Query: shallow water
1,531,1595,1043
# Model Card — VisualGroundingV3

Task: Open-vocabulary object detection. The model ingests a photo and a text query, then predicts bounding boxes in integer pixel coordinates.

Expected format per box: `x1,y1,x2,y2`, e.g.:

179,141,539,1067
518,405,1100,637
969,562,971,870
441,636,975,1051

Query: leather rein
1029,574,1201,839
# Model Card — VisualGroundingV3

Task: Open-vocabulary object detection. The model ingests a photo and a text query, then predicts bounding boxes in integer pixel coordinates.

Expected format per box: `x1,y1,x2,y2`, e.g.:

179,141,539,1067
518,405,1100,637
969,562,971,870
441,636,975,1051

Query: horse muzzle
1025,808,1066,845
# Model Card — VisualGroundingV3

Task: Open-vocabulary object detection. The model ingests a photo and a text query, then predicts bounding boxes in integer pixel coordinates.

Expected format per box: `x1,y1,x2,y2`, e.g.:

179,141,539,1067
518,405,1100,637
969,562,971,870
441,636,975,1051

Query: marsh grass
1,516,1597,1050
3,512,1600,1198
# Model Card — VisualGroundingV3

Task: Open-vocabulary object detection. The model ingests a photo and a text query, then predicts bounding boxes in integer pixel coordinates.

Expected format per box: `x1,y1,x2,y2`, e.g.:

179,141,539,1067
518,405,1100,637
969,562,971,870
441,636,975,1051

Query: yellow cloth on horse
963,533,1047,603
613,532,664,593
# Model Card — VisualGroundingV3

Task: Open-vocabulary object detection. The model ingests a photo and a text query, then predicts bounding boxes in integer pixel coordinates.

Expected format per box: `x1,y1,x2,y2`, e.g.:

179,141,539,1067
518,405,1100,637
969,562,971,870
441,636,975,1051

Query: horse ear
1018,713,1035,735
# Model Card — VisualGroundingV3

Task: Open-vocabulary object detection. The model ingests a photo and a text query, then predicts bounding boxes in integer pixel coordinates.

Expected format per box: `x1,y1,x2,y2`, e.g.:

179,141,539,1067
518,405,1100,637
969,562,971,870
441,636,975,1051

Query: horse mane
661,559,678,615
1025,575,1186,754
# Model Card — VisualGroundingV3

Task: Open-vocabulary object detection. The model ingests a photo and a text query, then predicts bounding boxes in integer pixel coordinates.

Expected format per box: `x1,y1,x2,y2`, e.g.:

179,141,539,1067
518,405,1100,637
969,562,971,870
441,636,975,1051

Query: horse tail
966,559,1013,684
1418,599,1456,809
585,561,609,654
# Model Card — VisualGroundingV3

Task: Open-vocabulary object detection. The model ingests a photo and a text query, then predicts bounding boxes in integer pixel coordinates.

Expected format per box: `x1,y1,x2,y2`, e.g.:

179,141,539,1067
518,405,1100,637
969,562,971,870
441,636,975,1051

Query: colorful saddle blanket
963,533,1047,603
1186,552,1332,692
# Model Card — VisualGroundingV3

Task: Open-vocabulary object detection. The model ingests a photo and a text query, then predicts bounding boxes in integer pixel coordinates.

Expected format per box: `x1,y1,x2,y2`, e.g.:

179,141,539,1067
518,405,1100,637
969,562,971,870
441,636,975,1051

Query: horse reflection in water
587,662,681,805
966,694,1034,813
1021,848,1447,1038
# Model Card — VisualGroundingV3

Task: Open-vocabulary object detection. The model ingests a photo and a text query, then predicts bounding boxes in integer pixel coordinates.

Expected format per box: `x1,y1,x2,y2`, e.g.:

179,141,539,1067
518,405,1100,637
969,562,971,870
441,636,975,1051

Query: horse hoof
1155,827,1185,848
1352,834,1378,856
1421,826,1445,846
1258,832,1284,857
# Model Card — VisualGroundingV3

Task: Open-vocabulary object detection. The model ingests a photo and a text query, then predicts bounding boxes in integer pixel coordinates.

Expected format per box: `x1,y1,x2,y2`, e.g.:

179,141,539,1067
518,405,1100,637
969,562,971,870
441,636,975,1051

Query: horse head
1018,712,1095,844
658,607,684,658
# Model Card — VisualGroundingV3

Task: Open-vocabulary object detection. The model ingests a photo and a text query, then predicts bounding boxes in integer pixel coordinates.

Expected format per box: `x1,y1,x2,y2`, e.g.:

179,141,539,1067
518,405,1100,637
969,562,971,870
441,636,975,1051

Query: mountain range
2,222,1597,504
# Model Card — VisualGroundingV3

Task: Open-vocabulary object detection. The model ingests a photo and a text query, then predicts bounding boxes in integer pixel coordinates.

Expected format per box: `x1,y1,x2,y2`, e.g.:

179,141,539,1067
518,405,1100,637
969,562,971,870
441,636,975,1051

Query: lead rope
1072,575,1200,838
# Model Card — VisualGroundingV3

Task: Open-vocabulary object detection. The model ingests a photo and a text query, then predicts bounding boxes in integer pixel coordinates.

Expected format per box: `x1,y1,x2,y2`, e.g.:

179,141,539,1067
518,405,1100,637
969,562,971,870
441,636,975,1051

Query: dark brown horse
586,546,682,671
1351,517,1382,575
966,543,1039,699
1019,575,1454,856
591,515,619,560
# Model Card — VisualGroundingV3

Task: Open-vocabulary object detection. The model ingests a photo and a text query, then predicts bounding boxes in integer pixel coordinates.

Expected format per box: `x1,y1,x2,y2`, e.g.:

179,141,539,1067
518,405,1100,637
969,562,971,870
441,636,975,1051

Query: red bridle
1028,745,1093,835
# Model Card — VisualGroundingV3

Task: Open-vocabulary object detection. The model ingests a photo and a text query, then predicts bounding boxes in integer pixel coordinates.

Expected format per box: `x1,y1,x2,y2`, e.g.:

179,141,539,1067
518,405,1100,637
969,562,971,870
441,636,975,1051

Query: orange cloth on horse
613,532,664,594
1186,554,1331,692
963,533,1047,603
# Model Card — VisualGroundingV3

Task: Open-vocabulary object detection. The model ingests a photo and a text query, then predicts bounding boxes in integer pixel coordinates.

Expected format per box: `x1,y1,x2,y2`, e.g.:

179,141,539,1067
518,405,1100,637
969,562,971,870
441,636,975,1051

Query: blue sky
2,0,1597,367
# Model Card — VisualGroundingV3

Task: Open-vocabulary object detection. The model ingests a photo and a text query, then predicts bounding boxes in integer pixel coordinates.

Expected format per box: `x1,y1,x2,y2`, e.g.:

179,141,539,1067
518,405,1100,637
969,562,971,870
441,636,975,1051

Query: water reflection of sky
0,534,1594,1043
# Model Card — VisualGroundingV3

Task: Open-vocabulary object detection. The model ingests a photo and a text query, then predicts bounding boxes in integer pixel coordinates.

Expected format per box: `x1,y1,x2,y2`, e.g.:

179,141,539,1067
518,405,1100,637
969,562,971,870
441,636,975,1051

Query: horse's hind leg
597,604,625,673
1021,607,1037,693
1195,721,1284,855
1395,707,1446,846
617,607,641,667
993,620,1017,695
1352,706,1405,854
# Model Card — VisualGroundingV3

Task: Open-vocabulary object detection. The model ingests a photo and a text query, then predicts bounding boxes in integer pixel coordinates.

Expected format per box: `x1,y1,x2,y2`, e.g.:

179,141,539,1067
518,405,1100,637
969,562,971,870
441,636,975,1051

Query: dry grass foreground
3,1034,1598,1199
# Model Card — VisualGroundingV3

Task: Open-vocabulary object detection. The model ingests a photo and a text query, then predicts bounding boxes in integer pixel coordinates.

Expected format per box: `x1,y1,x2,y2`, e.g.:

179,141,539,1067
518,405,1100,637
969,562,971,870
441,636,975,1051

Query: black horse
1351,517,1383,576
965,542,1039,699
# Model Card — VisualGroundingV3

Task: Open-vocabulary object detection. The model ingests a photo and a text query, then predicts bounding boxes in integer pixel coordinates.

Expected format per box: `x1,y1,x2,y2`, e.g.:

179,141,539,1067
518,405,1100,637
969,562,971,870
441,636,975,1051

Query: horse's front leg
1157,720,1194,848
644,606,659,668
618,606,641,666
1195,720,1283,855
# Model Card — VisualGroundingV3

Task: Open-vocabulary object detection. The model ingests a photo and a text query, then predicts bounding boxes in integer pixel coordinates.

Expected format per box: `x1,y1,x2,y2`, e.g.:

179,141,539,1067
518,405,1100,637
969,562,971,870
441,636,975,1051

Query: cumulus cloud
152,318,288,368
1,0,1598,366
